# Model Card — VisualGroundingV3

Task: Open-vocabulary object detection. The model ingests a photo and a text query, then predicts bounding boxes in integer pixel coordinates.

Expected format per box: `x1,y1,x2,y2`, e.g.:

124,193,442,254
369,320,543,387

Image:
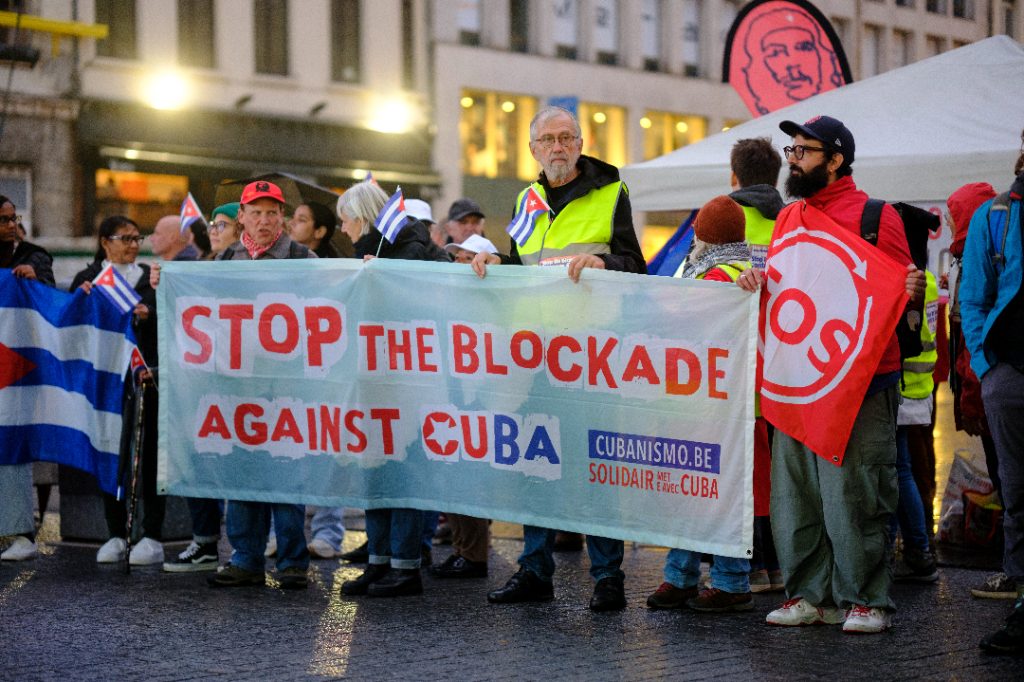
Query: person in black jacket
70,215,164,567
0,195,54,285
288,201,342,259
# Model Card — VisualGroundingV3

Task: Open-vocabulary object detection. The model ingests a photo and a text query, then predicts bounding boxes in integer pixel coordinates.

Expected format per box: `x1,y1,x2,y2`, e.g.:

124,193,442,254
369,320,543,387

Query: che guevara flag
758,201,908,465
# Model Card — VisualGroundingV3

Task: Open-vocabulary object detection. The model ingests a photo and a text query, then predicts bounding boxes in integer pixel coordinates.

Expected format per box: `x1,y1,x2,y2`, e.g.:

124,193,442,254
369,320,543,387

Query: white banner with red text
157,258,757,557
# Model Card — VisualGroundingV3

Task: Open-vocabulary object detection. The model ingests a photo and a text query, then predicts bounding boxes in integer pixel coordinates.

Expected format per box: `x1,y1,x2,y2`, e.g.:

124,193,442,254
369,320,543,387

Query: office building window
926,35,944,56
96,0,137,59
927,0,947,13
641,111,707,160
641,0,662,71
510,0,529,52
681,0,701,77
178,0,214,69
862,25,881,78
457,0,482,46
331,0,361,83
594,0,618,65
953,0,974,18
402,0,414,88
254,0,288,75
894,30,912,67
552,0,579,60
896,0,915,6
460,90,538,180
578,103,626,168
1005,2,1017,38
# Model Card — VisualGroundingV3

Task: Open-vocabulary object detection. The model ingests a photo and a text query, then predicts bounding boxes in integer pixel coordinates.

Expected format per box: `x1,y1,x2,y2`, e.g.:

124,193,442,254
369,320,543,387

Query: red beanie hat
947,182,996,258
694,195,746,245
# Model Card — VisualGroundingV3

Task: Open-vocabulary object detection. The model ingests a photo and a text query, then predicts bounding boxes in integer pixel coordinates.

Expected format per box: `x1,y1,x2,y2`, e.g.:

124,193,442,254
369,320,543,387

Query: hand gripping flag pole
506,186,550,247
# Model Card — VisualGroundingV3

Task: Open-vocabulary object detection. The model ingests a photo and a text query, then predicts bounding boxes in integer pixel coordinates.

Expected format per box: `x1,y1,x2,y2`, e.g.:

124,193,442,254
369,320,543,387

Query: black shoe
341,563,390,596
368,568,423,597
487,567,554,603
430,554,488,579
163,541,219,573
895,547,939,583
590,576,627,612
553,531,584,552
980,599,1024,655
277,566,309,590
340,541,369,564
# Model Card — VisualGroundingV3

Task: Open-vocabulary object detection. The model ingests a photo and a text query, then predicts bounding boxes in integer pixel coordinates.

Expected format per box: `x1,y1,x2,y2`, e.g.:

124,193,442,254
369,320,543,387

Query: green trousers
770,385,899,611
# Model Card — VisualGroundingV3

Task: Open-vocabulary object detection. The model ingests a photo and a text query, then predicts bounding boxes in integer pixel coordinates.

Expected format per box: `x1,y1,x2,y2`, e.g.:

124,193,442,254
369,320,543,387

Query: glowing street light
143,71,188,110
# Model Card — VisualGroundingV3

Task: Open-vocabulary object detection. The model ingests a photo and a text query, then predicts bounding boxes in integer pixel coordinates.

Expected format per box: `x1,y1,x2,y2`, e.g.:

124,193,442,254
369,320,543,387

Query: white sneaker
128,537,165,566
308,538,339,559
842,605,891,633
264,535,277,558
766,597,846,626
1,536,37,561
96,537,127,563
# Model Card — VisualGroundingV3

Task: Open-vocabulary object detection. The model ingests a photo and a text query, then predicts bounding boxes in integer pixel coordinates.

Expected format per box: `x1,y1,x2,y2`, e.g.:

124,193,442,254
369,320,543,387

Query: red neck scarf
240,229,282,259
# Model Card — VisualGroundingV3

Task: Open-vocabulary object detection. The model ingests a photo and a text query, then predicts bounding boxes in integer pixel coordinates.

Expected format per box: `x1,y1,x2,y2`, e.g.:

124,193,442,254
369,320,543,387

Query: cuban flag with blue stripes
180,192,204,234
506,186,550,247
376,186,412,243
93,264,142,314
0,270,136,494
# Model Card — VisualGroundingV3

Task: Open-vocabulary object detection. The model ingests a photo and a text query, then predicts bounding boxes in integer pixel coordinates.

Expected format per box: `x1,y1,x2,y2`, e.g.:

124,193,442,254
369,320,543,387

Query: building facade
0,0,1014,257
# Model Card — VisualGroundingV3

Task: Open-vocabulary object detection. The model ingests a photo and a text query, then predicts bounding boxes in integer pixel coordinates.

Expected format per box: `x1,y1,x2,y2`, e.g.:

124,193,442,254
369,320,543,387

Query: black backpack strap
860,198,884,246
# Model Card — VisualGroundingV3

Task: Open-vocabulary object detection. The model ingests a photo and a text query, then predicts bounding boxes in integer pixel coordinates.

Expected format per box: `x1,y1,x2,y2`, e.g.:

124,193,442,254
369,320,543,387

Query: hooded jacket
353,219,451,262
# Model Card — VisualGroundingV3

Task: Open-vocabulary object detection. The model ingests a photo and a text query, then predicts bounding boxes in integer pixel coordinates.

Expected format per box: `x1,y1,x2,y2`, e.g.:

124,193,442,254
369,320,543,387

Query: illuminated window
642,111,708,160
95,169,189,234
721,118,746,133
460,90,538,180
578,103,626,169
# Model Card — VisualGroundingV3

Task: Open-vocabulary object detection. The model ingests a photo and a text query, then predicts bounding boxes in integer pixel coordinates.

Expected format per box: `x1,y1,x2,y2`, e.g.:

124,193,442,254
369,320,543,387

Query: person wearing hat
737,115,924,634
205,202,241,259
207,180,314,590
645,196,757,613
445,234,498,265
444,198,486,245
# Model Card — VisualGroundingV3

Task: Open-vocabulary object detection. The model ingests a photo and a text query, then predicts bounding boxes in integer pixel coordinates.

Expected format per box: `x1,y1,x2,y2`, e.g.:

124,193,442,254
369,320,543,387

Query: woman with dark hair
288,201,341,258
70,215,165,567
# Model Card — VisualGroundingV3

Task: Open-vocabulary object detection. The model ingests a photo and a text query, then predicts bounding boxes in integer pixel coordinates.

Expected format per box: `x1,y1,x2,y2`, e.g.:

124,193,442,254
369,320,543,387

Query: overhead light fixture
143,71,188,110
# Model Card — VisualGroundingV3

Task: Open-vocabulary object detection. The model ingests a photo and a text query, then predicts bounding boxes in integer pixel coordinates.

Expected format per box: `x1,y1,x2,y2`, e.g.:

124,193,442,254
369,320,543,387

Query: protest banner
759,201,909,464
157,259,757,557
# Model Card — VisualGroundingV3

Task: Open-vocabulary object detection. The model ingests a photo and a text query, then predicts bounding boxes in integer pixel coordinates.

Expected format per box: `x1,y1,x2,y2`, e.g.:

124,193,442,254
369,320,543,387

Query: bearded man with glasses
472,105,646,612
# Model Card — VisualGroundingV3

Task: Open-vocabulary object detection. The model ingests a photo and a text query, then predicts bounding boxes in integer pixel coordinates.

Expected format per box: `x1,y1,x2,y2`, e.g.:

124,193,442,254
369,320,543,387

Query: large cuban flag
0,270,137,493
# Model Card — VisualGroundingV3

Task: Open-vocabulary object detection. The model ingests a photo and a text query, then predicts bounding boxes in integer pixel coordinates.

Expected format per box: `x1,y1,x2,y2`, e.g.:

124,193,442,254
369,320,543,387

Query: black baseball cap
446,198,485,222
780,115,855,166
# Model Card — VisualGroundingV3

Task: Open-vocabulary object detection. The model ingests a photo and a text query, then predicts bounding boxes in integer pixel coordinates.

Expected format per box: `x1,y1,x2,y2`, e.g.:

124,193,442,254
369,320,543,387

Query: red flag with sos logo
759,201,908,465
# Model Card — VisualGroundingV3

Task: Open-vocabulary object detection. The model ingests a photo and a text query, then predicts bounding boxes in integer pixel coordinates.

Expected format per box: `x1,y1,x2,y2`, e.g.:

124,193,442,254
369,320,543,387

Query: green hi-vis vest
516,181,621,266
696,260,760,417
901,271,939,400
741,205,775,269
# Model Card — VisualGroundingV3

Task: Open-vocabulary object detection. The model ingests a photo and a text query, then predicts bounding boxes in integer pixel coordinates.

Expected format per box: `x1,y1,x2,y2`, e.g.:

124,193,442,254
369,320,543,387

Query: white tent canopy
622,36,1024,211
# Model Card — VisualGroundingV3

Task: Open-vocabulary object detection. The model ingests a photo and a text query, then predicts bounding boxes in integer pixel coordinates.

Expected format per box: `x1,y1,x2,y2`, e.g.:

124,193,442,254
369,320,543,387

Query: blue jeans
366,507,423,569
226,501,309,572
422,511,439,550
310,507,345,551
895,426,931,553
664,549,750,593
519,525,624,582
186,497,223,543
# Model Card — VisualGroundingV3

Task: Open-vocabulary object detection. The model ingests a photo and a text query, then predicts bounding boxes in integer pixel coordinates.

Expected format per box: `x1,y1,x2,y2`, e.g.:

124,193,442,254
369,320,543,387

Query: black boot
367,568,423,597
487,567,554,603
980,597,1024,654
589,576,627,612
339,541,369,564
341,563,389,596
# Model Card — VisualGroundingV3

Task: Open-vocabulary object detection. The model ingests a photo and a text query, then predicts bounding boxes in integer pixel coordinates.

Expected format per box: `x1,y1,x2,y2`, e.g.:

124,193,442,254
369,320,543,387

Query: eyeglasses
533,134,579,149
783,144,827,160
0,214,21,225
106,235,145,245
209,220,232,233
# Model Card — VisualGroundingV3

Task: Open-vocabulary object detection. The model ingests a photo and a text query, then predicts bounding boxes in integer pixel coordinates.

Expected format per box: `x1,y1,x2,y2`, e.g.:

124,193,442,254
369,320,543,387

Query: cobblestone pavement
1,520,1020,682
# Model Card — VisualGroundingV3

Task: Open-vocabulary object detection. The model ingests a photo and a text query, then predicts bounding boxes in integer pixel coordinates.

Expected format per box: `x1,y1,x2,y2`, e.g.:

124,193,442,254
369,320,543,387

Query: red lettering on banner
484,333,509,375
270,408,303,443
707,347,729,400
371,408,400,455
197,404,230,438
416,327,439,372
547,335,582,382
320,406,341,453
305,306,342,367
388,327,413,371
622,344,659,385
235,403,265,445
306,407,318,450
219,304,254,370
359,324,385,371
452,324,479,374
511,330,543,369
665,348,701,395
259,303,300,355
460,414,488,459
423,411,458,456
181,306,213,364
587,337,618,388
345,410,366,453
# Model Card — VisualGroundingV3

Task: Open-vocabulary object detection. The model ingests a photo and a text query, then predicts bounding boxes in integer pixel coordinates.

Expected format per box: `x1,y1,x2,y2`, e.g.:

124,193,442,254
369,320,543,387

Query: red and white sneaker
842,605,891,634
766,597,846,626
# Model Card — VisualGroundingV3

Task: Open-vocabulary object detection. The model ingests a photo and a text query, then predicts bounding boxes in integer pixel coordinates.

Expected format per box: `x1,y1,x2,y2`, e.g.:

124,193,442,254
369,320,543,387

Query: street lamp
142,71,188,111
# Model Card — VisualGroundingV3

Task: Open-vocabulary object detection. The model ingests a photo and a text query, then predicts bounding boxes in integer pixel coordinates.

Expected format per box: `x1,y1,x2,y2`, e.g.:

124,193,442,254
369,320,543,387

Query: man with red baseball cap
217,180,312,261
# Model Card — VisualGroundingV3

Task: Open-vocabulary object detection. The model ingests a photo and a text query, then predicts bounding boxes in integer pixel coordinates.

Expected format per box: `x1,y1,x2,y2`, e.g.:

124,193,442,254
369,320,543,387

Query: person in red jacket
738,115,924,634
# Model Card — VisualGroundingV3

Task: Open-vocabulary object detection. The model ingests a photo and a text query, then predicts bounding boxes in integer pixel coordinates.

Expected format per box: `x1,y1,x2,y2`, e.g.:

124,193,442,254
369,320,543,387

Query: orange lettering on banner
665,348,701,395
707,348,729,400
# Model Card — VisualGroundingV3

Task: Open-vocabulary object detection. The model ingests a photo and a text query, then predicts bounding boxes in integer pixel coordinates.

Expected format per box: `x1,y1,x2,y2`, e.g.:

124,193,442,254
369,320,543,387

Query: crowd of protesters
2,106,1023,654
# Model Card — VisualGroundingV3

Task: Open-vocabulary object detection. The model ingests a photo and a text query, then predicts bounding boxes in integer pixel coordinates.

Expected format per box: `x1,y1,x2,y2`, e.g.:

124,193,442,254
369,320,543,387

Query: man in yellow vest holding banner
472,105,646,611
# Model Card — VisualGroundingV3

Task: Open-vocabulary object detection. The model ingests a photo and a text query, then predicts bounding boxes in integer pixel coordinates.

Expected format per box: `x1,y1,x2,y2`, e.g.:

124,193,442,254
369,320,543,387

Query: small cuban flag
129,346,149,384
92,265,142,315
365,170,378,185
179,192,204,235
506,186,550,247
375,186,412,244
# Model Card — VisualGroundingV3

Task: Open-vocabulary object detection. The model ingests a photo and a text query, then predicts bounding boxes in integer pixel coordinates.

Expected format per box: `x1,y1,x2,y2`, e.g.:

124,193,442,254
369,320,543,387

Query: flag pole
123,377,148,575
